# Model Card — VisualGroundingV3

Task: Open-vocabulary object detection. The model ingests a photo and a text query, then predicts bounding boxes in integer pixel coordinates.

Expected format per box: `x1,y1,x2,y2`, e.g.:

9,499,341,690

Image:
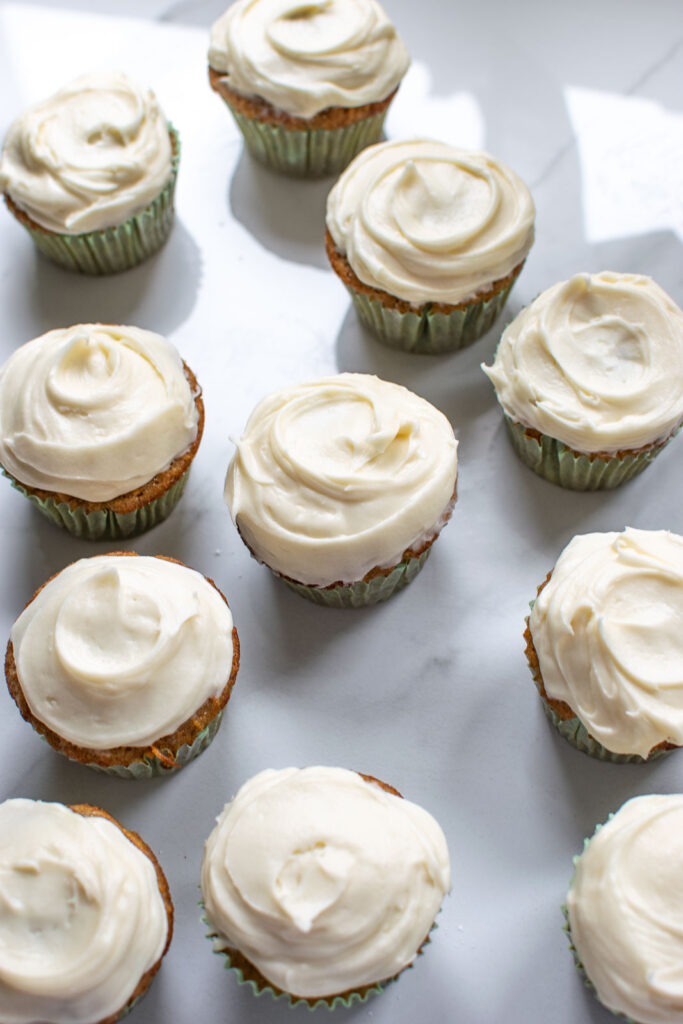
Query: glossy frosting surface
0,72,172,233
529,528,683,757
326,138,535,304
0,799,168,1024
568,794,683,1024
224,372,457,586
201,766,450,998
0,323,199,502
482,271,683,453
208,0,409,118
10,555,234,749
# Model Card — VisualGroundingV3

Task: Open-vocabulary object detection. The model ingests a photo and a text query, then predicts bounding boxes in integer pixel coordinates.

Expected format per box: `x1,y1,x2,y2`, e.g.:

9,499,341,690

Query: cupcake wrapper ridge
504,415,678,490
4,465,191,540
224,104,388,177
68,710,224,780
346,274,517,354
277,547,432,608
11,125,180,274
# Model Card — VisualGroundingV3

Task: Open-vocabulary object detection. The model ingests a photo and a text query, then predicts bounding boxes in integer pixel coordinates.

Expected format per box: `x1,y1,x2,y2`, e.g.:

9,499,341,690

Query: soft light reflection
386,59,485,150
565,85,683,244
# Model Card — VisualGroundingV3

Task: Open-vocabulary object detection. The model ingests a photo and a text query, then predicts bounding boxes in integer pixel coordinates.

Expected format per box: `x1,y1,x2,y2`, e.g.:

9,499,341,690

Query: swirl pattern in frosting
567,794,683,1024
0,324,200,502
0,799,169,1024
201,766,450,998
482,272,683,453
529,528,683,758
10,555,235,749
208,0,409,119
224,373,457,586
0,72,173,233
326,139,535,305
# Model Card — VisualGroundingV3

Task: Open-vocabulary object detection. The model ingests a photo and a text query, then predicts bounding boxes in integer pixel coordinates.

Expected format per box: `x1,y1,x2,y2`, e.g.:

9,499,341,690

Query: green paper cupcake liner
201,909,434,1010
79,710,225,780
504,415,679,491
346,274,517,354
13,126,180,274
3,465,190,540
276,547,432,608
226,105,389,177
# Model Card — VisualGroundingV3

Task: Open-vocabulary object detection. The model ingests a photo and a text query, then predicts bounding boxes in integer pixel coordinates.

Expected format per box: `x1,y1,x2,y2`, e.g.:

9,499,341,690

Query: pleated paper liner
85,712,225,779
4,125,180,274
277,547,432,608
504,415,681,491
3,465,191,540
201,911,435,1010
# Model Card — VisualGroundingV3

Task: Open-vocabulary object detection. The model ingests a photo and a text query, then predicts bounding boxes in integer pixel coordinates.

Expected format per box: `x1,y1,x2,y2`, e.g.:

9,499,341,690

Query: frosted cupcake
225,373,458,607
482,272,683,489
5,553,240,778
0,72,179,274
0,323,203,539
525,528,683,763
201,766,450,1008
566,794,683,1024
0,798,173,1023
208,0,409,177
326,139,535,352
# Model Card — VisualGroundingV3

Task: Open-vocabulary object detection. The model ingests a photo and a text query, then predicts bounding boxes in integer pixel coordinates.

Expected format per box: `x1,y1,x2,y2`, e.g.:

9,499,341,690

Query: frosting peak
0,72,172,233
208,0,409,118
0,324,199,502
326,139,535,305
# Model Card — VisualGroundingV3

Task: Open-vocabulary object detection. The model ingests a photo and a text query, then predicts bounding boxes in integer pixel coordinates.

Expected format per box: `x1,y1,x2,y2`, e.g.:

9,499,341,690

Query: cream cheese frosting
567,794,683,1024
326,138,535,305
208,0,409,119
0,72,172,234
201,766,450,998
10,555,235,749
0,799,168,1024
529,528,683,758
224,373,458,586
482,272,683,453
0,323,199,502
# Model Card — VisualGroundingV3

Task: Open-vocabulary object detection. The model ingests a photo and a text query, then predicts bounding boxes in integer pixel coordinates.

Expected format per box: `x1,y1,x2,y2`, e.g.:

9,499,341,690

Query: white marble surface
0,2,682,1022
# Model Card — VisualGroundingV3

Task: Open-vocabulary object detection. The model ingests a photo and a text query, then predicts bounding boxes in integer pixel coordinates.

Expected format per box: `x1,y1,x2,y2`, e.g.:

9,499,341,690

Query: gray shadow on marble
18,217,202,341
228,150,331,269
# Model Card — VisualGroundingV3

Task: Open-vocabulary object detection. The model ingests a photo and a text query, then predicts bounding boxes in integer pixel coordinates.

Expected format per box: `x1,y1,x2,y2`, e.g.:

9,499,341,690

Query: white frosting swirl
529,528,683,758
208,0,409,119
326,139,535,305
0,799,168,1024
10,555,235,749
0,324,199,502
224,373,457,586
201,766,450,998
0,72,173,233
568,795,683,1024
482,272,683,453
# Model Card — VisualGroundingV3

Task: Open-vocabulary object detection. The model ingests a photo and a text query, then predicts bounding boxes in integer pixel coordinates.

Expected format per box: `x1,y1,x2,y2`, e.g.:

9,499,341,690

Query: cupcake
326,138,535,352
0,72,179,274
0,798,172,1023
0,323,204,539
224,373,458,607
482,272,683,489
566,794,683,1024
200,766,450,1007
525,528,683,763
5,552,239,778
208,0,409,177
